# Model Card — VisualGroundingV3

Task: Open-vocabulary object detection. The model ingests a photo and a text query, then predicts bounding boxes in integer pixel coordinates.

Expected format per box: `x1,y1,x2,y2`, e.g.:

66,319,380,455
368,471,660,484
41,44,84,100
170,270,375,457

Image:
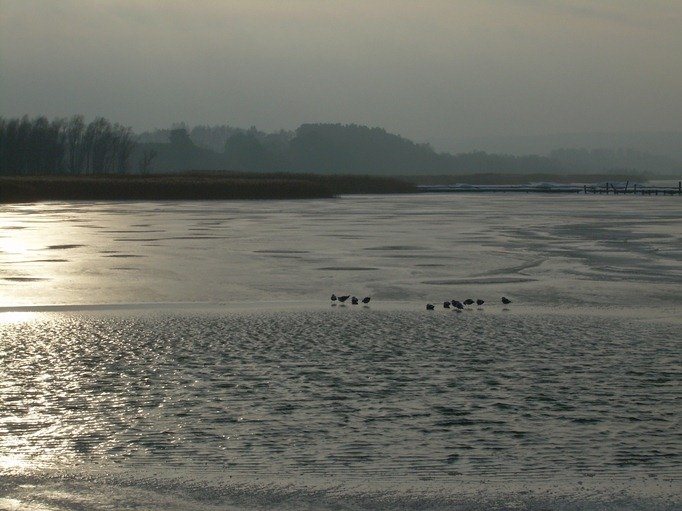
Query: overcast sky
1,0,680,149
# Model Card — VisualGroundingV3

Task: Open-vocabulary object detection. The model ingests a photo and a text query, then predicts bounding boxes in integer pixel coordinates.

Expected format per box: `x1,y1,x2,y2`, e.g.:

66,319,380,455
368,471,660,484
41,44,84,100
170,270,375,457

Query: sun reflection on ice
0,237,31,255
0,454,30,471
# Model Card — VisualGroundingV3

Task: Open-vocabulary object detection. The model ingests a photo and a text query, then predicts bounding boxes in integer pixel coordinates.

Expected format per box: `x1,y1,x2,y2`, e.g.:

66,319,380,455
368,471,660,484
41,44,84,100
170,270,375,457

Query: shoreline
1,301,680,325
3,173,680,203
0,173,416,203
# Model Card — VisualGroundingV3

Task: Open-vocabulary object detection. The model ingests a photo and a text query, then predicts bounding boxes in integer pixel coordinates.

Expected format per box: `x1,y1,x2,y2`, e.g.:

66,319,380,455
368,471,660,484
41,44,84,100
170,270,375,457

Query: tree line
139,123,565,175
3,116,674,176
0,115,135,175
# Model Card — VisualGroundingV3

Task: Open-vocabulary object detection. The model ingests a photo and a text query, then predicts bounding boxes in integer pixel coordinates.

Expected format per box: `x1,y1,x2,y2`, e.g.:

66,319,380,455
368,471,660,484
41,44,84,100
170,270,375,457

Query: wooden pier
418,181,682,195
580,181,682,196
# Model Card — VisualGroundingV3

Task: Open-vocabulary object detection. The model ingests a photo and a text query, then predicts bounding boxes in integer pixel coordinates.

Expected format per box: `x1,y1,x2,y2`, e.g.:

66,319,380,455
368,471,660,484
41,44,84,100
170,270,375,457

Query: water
1,194,681,510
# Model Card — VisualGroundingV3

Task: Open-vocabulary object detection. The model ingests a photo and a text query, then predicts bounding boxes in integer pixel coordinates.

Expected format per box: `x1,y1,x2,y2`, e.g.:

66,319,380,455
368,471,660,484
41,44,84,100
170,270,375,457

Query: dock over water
418,181,682,195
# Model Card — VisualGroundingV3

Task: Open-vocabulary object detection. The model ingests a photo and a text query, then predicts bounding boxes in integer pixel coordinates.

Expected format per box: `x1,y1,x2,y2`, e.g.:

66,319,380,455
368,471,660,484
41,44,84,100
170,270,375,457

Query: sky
1,0,681,150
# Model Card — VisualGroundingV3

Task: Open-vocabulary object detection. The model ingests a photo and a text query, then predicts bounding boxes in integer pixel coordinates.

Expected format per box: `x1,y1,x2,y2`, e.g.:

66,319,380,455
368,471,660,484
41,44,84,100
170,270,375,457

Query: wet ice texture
0,194,681,310
0,310,680,510
0,194,680,510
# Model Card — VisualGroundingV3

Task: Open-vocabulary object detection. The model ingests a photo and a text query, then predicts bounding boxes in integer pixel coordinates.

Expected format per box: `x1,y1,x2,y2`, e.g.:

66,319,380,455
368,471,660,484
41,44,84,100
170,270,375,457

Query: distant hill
134,128,225,172
548,148,681,174
135,123,564,175
3,115,679,177
134,123,680,176
451,131,682,163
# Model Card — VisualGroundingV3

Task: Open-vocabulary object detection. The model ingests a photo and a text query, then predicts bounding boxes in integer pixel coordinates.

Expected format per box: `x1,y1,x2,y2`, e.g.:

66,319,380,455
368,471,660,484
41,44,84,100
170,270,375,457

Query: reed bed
0,173,416,203
0,175,331,202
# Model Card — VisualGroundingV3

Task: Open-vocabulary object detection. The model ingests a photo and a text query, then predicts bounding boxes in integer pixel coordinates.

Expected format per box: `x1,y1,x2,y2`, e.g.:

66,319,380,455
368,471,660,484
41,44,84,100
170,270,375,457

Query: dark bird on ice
331,294,337,302
351,296,359,305
501,297,512,304
463,298,475,305
443,301,451,309
338,295,350,303
362,297,371,304
426,304,435,310
451,300,464,310
476,299,485,306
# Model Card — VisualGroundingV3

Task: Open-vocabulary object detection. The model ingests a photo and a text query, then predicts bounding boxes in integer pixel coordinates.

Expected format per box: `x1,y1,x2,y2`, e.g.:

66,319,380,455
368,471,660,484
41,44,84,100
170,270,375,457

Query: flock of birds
426,296,512,310
330,294,512,309
331,294,371,305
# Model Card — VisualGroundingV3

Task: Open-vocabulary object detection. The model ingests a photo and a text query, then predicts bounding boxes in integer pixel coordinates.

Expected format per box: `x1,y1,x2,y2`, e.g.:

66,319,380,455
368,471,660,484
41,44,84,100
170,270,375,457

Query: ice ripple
0,309,678,486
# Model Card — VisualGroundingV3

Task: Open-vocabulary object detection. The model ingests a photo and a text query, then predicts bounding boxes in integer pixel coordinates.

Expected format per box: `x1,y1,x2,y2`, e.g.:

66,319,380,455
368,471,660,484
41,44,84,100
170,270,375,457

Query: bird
501,297,512,304
338,295,350,303
351,296,359,305
426,303,435,310
451,300,464,310
331,294,337,302
443,301,451,309
362,297,371,304
476,299,485,306
463,298,475,305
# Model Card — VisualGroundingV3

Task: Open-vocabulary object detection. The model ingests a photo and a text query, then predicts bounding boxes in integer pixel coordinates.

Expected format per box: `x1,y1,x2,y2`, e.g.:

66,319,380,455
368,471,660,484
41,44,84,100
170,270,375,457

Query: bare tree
138,148,157,174
0,115,137,175
65,115,85,174
111,124,136,174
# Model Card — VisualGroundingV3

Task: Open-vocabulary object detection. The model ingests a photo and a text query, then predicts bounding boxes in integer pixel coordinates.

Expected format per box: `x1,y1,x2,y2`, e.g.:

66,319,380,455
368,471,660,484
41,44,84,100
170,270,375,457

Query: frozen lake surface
1,194,680,510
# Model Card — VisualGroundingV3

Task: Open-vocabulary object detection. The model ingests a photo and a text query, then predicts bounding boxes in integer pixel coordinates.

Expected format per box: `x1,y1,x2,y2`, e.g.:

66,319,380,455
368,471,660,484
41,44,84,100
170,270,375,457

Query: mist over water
1,194,681,510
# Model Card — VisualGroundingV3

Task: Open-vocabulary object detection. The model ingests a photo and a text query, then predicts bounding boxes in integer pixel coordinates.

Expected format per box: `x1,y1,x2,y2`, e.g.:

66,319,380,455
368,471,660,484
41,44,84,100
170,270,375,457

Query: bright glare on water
0,194,680,510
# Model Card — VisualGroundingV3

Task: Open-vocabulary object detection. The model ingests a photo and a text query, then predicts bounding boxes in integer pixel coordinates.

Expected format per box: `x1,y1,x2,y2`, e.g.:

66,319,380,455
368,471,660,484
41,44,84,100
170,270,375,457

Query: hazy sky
1,0,681,148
